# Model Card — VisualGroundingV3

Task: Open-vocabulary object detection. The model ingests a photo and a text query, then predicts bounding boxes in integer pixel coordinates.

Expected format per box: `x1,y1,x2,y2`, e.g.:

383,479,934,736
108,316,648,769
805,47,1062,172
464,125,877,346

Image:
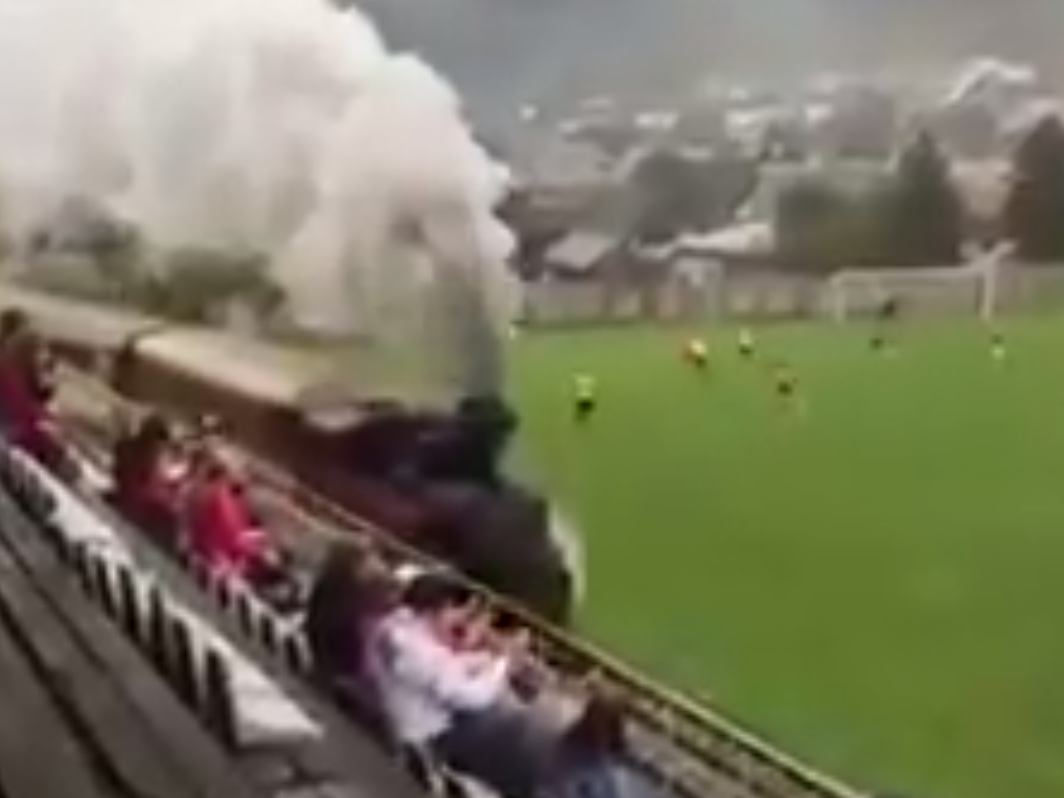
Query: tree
146,248,273,322
774,178,889,272
885,131,963,267
630,150,757,244
1003,114,1064,262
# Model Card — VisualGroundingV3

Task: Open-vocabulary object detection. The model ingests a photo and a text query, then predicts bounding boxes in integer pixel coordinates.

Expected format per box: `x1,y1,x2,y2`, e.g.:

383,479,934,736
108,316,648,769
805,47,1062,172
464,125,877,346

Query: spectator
306,542,395,681
0,310,55,404
189,414,249,481
0,310,29,434
185,450,264,573
184,447,297,607
306,542,397,732
369,573,553,797
0,319,75,479
111,413,182,551
543,694,658,798
32,341,59,404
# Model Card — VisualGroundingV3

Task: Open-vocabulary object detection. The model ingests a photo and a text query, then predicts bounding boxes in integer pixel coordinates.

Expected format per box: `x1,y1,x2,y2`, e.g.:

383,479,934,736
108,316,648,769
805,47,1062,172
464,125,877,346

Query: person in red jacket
0,312,40,436
112,414,182,551
0,318,73,478
185,449,265,577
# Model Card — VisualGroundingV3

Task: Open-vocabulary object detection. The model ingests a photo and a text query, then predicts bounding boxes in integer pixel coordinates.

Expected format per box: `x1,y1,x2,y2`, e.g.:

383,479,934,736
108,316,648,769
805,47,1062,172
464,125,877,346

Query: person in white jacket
370,574,553,796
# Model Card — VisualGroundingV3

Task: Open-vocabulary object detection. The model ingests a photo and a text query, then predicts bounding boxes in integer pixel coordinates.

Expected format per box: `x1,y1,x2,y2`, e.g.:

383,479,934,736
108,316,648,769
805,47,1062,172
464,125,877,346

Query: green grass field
510,318,1064,798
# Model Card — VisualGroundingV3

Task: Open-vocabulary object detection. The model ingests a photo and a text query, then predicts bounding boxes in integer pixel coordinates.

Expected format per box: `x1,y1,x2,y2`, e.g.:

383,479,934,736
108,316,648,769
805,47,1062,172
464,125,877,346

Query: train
0,285,577,624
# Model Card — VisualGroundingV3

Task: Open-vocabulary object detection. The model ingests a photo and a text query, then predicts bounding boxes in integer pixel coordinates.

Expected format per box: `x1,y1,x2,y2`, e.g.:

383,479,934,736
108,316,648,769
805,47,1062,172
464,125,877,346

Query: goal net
826,261,999,322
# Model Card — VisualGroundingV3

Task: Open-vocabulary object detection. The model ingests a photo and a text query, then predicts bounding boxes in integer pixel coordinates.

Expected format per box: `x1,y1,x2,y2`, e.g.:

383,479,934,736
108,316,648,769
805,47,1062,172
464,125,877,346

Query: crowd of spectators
305,538,660,798
0,309,661,798
304,534,659,795
0,308,296,604
109,409,300,606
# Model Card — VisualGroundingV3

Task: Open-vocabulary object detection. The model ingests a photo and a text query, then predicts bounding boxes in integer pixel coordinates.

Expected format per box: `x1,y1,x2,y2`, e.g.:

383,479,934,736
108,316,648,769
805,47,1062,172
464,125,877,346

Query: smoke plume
0,0,518,397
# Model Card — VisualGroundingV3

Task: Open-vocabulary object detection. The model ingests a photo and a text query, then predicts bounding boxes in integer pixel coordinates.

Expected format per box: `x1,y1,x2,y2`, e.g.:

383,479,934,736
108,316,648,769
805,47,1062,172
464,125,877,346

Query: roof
0,284,162,351
545,230,620,271
673,222,775,258
136,329,358,412
644,222,774,262
528,141,613,189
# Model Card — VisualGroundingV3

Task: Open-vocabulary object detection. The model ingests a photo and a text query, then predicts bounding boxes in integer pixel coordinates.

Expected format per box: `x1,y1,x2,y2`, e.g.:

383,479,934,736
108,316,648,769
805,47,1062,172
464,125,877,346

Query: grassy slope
511,319,1064,798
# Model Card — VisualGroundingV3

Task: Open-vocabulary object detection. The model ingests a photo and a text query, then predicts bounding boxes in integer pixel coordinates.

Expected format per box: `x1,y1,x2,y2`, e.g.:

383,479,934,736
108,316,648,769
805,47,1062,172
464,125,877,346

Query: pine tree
1004,114,1064,262
887,131,963,267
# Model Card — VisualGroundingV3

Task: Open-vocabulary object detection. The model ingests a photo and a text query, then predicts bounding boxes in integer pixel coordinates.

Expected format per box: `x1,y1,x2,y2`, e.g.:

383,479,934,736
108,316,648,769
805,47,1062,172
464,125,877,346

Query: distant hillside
358,0,1064,116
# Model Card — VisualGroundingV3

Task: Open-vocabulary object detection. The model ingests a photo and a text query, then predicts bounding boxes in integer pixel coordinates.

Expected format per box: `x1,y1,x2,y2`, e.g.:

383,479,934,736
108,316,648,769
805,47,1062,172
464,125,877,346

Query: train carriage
125,328,367,463
109,326,443,555
0,284,164,373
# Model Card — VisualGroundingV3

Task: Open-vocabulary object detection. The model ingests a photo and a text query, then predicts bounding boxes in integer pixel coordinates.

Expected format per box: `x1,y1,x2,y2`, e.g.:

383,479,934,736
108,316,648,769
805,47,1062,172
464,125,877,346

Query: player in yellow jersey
573,373,598,423
683,337,708,372
737,327,756,359
989,330,1007,363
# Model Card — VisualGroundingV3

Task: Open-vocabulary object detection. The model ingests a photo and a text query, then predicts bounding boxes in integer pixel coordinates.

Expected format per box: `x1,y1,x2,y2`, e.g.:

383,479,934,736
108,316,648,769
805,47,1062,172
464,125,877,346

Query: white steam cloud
0,0,519,395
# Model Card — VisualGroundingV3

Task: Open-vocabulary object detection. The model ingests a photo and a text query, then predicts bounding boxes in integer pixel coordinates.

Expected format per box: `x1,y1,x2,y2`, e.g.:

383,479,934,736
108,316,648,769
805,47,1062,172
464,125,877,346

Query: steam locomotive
0,286,577,624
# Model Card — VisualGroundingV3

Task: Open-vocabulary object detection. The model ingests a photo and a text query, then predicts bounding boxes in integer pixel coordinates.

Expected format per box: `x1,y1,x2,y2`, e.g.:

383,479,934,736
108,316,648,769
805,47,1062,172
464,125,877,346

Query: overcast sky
356,0,1064,114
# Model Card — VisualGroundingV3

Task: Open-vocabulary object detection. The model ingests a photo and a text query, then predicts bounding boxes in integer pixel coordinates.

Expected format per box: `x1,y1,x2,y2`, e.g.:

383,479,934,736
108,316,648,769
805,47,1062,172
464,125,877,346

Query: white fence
520,265,1064,327
522,272,836,325
995,265,1064,312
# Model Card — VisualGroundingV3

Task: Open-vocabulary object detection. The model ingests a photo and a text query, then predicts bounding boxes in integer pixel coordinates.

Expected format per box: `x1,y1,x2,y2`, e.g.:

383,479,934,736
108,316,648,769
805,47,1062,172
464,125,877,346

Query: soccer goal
670,252,727,319
826,260,1000,322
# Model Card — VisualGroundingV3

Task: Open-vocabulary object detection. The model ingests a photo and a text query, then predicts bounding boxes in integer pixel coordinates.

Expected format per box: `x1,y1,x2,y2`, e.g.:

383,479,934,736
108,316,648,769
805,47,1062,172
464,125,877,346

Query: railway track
52,365,867,798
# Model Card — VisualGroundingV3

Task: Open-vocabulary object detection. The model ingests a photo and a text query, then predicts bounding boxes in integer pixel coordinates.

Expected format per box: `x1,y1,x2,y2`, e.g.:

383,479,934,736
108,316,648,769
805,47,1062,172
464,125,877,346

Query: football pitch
510,318,1064,798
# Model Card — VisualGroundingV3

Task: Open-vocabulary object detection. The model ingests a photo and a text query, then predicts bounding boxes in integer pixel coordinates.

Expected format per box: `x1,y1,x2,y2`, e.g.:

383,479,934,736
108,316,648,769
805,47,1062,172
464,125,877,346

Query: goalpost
671,252,727,319
826,257,1002,323
636,235,730,320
